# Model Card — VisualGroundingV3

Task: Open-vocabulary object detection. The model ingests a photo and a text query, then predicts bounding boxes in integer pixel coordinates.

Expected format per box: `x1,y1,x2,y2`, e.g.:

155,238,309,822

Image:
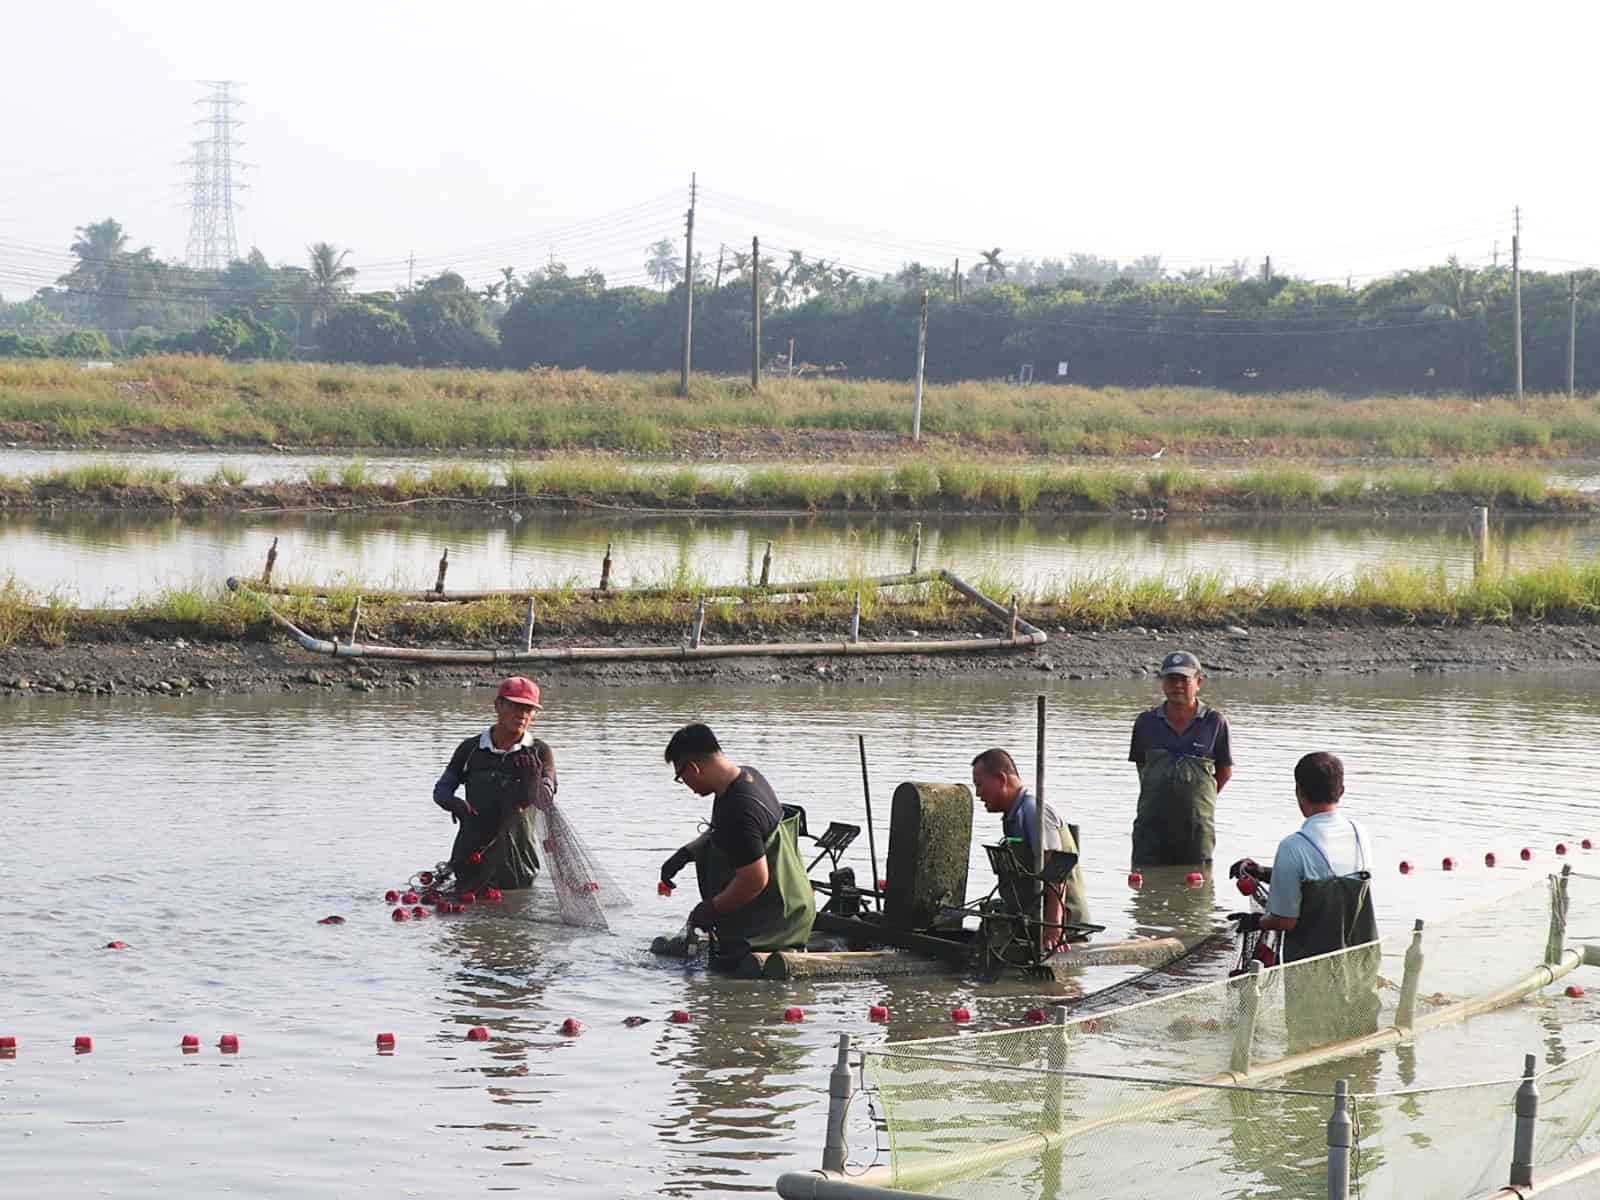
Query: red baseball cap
496,676,543,708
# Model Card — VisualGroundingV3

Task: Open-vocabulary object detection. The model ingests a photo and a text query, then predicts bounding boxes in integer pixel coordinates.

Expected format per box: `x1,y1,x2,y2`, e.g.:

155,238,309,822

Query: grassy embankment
4,356,1600,458
0,459,1580,514
6,559,1600,651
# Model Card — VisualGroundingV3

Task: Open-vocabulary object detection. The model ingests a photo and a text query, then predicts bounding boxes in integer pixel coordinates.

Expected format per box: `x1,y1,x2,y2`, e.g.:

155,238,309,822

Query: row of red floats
1401,839,1592,875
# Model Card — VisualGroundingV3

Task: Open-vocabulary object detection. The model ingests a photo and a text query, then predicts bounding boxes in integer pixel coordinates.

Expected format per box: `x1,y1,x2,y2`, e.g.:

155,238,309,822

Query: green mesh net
859,871,1600,1198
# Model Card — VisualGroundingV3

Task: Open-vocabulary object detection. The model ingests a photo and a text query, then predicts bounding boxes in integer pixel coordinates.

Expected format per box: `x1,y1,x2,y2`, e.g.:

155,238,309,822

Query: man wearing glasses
659,722,815,967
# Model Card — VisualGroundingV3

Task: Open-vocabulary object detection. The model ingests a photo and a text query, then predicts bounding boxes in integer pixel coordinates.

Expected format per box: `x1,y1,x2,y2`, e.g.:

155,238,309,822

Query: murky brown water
3,671,1599,1195
6,507,1596,604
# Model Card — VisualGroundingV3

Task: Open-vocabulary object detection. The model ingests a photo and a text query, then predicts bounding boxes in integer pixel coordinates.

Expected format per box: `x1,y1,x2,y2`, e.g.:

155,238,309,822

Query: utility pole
1569,273,1578,399
912,288,929,442
714,244,725,290
788,336,795,377
1262,255,1272,283
407,250,414,291
1512,206,1524,406
679,173,696,397
954,258,961,301
751,235,761,390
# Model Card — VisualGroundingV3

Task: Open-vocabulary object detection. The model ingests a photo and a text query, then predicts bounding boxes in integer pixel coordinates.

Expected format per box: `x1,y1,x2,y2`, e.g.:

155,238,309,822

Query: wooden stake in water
600,543,613,592
434,548,449,595
1008,594,1019,640
521,596,536,651
262,536,278,586
849,591,861,643
690,595,705,649
858,735,881,913
759,541,772,587
910,522,922,573
347,597,362,644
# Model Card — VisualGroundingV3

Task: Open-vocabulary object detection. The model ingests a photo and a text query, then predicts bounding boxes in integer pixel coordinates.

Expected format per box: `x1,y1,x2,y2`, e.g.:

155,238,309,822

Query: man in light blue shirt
1230,752,1377,963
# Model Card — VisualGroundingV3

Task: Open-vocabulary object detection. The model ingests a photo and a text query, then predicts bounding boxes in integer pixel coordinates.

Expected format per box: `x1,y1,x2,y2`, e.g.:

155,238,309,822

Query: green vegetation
6,358,1600,459
0,456,1586,514
7,559,1600,652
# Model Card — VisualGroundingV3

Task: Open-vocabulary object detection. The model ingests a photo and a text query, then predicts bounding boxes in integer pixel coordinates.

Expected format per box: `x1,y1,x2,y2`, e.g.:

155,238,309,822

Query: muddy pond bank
7,619,1600,702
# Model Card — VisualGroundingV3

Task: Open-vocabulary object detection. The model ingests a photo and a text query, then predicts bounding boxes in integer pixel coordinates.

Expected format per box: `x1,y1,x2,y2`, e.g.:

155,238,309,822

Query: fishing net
860,870,1600,1199
531,796,629,929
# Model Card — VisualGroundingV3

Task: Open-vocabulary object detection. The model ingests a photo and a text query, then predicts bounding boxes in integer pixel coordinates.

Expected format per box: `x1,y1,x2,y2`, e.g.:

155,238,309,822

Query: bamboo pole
600,543,613,592
241,568,943,605
434,548,450,594
261,536,278,586
760,541,773,586
521,597,536,651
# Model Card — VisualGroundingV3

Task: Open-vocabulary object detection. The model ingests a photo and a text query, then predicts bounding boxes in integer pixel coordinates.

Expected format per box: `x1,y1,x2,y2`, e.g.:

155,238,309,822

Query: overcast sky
3,1,1596,297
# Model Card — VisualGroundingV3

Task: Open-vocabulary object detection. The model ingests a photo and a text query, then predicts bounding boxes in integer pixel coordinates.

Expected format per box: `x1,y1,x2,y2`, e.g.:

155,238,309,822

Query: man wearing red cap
432,676,557,892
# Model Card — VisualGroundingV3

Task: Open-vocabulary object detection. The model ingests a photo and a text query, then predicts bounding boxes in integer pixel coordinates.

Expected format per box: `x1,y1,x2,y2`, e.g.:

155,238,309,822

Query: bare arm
1043,886,1065,951
1261,912,1296,932
1215,765,1233,792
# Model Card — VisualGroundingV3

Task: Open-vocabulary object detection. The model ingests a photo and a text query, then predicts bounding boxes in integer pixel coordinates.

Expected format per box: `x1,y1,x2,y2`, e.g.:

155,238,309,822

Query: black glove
1229,911,1263,934
661,846,694,885
436,795,475,823
689,900,721,931
1228,857,1258,880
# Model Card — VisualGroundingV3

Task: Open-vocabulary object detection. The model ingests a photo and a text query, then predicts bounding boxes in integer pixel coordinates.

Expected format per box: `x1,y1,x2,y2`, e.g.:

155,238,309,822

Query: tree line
2,217,1597,394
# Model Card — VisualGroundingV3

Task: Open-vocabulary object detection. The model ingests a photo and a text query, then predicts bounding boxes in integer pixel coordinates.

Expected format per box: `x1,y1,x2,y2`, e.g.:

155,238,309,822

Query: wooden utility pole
679,174,696,397
750,235,762,390
1512,207,1524,406
1569,273,1578,399
1262,255,1272,283
912,288,929,441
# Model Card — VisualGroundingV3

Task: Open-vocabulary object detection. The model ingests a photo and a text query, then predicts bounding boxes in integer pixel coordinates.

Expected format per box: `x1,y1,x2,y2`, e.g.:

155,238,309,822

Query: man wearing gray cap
1128,650,1233,867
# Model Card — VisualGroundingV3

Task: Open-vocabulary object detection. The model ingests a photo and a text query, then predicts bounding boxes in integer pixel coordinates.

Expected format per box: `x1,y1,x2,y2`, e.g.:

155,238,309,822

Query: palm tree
980,247,1007,282
645,239,682,291
307,242,357,325
63,219,131,291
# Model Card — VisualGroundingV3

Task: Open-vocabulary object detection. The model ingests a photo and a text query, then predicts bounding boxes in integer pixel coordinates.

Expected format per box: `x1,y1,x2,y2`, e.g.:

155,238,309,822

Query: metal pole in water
760,541,773,587
858,735,881,912
1396,918,1425,1030
850,591,861,644
1326,1079,1352,1200
1035,695,1047,945
1230,958,1264,1074
521,596,536,651
909,522,922,574
434,548,449,595
1511,1052,1540,1187
690,595,705,649
821,1033,854,1173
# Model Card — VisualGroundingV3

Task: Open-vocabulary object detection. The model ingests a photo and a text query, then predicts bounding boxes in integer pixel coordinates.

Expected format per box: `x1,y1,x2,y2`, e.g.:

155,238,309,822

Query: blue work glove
1229,911,1263,934
689,900,721,932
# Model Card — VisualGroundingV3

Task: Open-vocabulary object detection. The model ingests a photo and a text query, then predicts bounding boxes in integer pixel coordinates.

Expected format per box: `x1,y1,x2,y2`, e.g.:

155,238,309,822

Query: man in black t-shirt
659,723,815,962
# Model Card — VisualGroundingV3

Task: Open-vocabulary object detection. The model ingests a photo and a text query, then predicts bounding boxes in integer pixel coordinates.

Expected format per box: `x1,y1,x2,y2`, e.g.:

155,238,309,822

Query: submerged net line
857,872,1600,1197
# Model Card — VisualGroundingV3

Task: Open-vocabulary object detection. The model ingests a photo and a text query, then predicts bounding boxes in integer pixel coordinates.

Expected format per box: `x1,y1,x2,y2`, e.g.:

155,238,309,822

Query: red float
784,1007,805,1023
560,1018,583,1036
181,1034,200,1052
1567,985,1586,999
1025,1007,1047,1024
869,1005,889,1023
74,1036,93,1053
1442,857,1455,871
1185,871,1205,887
391,908,410,922
460,892,477,905
410,906,428,919
419,872,433,885
1557,843,1569,856
1235,876,1257,896
657,880,674,896
105,940,126,950
219,1034,239,1053
1485,853,1497,868
1399,861,1413,874
1128,872,1143,889
952,1007,972,1023
669,1010,692,1024
1521,848,1534,861
468,852,482,866
384,890,399,903
376,1032,396,1050
466,1027,490,1042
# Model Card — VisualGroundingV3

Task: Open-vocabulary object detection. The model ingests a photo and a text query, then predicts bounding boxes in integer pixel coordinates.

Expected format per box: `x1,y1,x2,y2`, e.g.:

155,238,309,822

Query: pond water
3,670,1598,1196
6,507,1598,604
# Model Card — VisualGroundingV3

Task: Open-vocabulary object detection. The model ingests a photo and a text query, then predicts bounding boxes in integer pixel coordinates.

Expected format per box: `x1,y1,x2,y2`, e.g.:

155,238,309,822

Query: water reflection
6,506,1598,602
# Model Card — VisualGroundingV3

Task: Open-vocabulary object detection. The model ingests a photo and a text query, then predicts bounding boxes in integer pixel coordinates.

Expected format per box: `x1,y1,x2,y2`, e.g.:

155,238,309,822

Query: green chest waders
1284,866,1381,1050
1131,748,1218,867
450,748,544,892
694,813,816,957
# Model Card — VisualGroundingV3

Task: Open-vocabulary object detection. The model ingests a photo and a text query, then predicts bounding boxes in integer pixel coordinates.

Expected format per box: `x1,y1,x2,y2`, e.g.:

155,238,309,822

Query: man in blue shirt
1128,651,1233,867
971,748,1089,949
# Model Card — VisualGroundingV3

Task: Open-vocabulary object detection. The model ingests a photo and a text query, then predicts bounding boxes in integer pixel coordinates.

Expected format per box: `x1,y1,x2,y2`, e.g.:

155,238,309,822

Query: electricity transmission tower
183,81,246,270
